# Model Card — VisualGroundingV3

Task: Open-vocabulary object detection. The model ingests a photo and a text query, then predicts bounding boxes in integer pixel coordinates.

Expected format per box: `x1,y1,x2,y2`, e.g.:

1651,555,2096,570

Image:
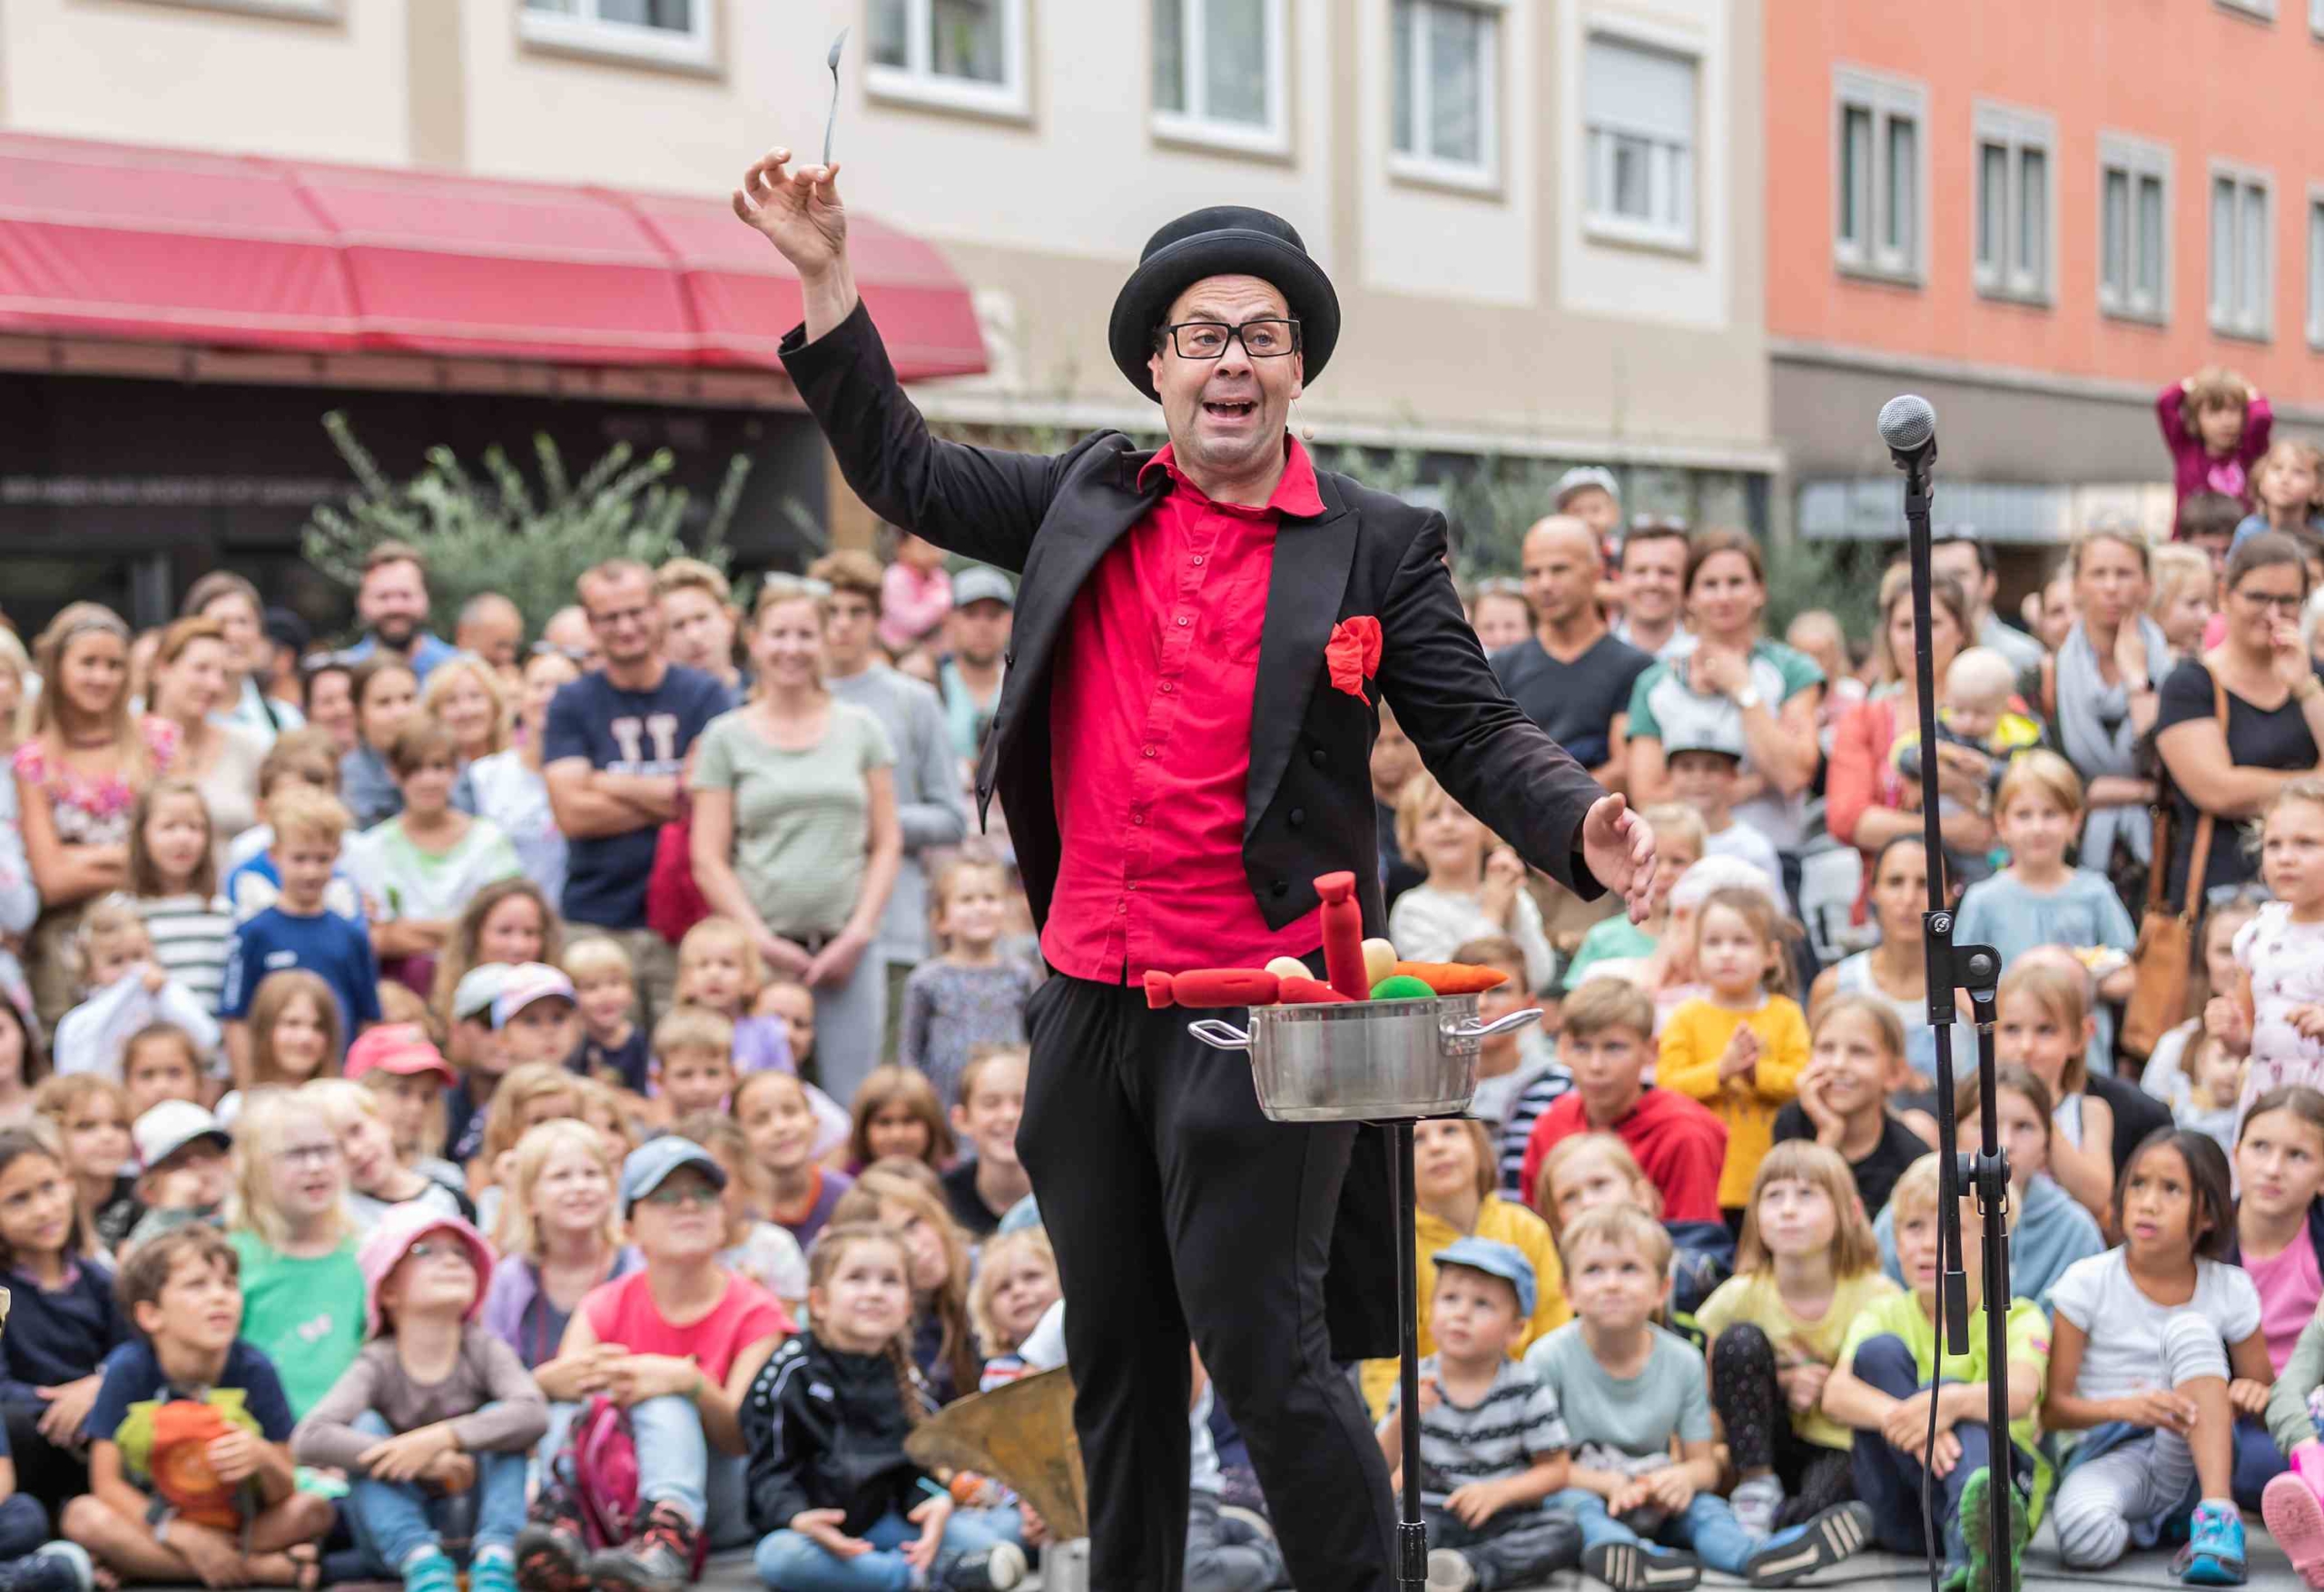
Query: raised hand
732,149,849,280
1580,794,1658,924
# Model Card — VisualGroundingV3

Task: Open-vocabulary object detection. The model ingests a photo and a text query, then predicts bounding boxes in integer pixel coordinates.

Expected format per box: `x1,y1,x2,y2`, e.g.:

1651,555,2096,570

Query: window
1390,0,1501,187
1152,0,1287,154
1834,67,1925,282
1583,34,1699,250
519,0,711,66
2309,192,2324,347
2314,0,2324,34
2210,163,2273,339
2217,0,2277,16
868,0,1028,118
1972,104,2053,303
2099,134,2171,323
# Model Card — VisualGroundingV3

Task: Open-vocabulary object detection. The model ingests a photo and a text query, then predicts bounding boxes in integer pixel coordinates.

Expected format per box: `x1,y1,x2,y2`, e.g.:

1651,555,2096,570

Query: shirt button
1290,808,1305,828
1127,882,1139,891
1309,748,1327,769
1176,615,1190,627
1132,812,1146,825
1193,555,1206,566
1271,880,1290,898
1117,901,1128,914
1160,682,1175,693
1143,745,1157,758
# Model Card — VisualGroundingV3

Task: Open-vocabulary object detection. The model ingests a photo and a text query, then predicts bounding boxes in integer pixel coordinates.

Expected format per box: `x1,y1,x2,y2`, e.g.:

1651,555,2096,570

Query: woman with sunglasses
2156,532,2324,908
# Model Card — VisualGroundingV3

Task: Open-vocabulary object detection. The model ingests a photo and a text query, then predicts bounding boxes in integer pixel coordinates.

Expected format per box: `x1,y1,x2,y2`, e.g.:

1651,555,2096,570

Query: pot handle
1187,1019,1252,1052
1447,1008,1543,1041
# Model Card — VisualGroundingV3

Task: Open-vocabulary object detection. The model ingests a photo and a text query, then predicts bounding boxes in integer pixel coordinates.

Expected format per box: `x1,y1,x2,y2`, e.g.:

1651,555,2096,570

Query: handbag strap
2174,670,2230,920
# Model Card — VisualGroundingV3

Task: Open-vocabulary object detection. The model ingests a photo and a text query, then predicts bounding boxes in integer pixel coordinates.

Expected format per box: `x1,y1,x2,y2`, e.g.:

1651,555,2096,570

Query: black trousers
3,1404,89,1525
1019,973,1398,1592
1708,1325,1854,1528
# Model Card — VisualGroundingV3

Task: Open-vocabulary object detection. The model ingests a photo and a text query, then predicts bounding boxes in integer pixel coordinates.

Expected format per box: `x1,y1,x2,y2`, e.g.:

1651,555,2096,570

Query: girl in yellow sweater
1659,885,1810,1227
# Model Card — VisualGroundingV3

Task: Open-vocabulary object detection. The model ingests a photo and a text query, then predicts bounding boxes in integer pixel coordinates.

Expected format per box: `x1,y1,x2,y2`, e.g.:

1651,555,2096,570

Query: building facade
1,0,1773,632
1768,0,2324,585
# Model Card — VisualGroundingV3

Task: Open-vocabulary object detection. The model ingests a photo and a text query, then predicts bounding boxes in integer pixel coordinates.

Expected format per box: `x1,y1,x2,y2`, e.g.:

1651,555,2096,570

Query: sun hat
1108,206,1340,402
358,1202,494,1339
492,963,576,1031
344,1023,456,1086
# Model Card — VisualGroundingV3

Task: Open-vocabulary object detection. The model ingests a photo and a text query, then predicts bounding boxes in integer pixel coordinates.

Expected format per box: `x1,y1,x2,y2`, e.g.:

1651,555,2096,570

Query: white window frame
2313,0,2324,35
2097,132,2172,325
2307,185,2324,349
2218,0,2278,18
1832,65,1927,285
2210,159,2275,341
1971,102,2055,305
867,0,1030,122
1150,0,1290,157
1387,0,1504,192
517,0,714,69
1581,25,1701,251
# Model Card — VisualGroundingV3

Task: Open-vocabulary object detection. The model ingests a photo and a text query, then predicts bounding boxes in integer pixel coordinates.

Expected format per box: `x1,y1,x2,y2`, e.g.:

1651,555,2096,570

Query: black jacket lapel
1244,472,1358,840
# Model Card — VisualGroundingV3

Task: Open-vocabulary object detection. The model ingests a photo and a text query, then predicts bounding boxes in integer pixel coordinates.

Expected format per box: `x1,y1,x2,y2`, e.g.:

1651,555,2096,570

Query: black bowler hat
1108,206,1340,402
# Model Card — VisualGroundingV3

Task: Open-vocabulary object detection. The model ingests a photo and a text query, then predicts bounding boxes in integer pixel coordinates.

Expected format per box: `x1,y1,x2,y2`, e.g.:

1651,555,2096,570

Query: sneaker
470,1548,518,1592
2267,1473,2324,1590
2173,1499,2248,1587
514,1479,591,1592
1745,1502,1876,1589
1582,1540,1702,1592
1427,1548,1478,1591
932,1541,1028,1591
1729,1474,1787,1540
583,1501,698,1592
398,1548,458,1592
1956,1467,2031,1592
0,1545,94,1592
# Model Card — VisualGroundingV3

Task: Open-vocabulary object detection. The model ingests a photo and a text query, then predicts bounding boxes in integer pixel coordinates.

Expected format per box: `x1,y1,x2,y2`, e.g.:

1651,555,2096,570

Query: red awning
0,132,986,381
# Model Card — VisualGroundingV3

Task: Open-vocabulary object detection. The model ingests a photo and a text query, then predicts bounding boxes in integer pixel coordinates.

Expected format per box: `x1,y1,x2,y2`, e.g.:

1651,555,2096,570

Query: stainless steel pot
1187,997,1541,1123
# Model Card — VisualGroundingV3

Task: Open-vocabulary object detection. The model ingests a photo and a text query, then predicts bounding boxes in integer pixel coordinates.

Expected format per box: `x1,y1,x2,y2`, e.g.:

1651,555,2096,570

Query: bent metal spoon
822,27,849,168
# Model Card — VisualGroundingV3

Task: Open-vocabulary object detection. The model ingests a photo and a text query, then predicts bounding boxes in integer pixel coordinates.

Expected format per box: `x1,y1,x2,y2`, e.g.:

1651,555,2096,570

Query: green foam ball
1369,975,1436,1001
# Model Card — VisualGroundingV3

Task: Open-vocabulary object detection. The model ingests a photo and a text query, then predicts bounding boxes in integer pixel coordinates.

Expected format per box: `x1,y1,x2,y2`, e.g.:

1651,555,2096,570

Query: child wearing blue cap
1375,1235,1581,1592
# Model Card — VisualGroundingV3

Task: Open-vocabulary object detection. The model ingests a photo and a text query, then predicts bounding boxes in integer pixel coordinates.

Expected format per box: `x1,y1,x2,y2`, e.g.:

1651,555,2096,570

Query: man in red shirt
735,152,1656,1592
1520,977,1728,1223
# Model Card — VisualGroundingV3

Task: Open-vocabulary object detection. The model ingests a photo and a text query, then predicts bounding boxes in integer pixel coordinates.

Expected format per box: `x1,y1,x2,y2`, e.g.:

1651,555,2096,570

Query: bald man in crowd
1490,515,1655,792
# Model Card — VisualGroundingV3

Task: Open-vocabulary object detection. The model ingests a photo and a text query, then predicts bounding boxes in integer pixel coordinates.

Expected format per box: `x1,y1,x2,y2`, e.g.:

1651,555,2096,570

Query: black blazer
780,303,1609,934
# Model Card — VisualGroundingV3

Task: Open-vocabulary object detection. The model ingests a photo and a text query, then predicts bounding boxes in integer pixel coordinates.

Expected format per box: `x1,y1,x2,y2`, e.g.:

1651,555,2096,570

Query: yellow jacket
1358,1194,1571,1420
1659,995,1811,1209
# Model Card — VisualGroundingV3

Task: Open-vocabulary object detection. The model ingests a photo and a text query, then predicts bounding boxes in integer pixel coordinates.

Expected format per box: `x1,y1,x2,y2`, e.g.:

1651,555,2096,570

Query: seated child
63,1227,335,1585
1375,1237,1581,1591
346,1023,464,1196
310,1078,472,1235
2043,1132,2268,1584
734,1071,852,1252
970,1228,1061,1391
671,1110,807,1313
1564,806,1703,995
443,965,512,1164
469,1060,582,1226
671,918,792,1076
220,787,381,1081
1531,1205,1871,1591
122,1100,232,1254
1771,997,1934,1220
845,1065,955,1177
1699,1143,1899,1538
53,899,221,1077
753,978,816,1084
494,965,580,1070
32,1074,139,1256
224,733,365,924
1661,725,1781,890
293,1208,547,1592
941,1046,1030,1240
652,1006,737,1124
122,1025,205,1122
1519,978,1728,1224
1823,1153,2051,1592
742,1223,1027,1592
564,938,648,1093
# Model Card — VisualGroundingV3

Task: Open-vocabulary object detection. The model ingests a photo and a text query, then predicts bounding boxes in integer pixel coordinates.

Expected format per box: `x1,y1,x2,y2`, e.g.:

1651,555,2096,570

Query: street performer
733,148,1656,1592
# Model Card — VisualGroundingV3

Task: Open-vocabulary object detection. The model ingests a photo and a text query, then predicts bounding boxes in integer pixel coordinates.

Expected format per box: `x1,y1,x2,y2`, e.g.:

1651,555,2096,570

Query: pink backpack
555,1395,710,1576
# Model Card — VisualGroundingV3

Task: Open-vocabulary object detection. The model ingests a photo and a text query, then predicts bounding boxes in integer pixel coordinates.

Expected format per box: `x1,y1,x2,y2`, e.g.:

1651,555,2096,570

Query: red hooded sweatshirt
1519,1086,1729,1223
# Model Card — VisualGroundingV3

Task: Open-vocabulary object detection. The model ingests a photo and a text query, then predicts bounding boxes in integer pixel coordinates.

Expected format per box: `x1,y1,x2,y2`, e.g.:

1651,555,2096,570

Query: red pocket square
1325,616,1384,700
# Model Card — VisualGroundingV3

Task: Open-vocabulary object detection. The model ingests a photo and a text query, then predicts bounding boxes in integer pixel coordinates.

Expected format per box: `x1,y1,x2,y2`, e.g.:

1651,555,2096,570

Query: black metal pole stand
1898,451,2014,1592
1393,1118,1427,1591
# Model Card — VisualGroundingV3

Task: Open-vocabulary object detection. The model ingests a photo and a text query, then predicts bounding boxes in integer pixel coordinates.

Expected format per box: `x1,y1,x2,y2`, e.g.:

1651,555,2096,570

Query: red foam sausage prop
1278,976,1355,1004
1315,870,1370,1001
1143,968,1282,1009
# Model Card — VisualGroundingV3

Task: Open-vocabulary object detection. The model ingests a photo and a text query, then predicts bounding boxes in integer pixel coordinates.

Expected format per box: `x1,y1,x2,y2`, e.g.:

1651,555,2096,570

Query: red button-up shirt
1040,437,1329,982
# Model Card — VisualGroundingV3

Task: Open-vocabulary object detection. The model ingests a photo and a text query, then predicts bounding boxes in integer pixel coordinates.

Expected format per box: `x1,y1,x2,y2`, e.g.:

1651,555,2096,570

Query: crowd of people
1,354,2323,1592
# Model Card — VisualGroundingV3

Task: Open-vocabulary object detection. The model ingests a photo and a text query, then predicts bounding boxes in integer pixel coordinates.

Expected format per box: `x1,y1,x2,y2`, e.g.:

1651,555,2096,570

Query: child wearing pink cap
292,1204,546,1592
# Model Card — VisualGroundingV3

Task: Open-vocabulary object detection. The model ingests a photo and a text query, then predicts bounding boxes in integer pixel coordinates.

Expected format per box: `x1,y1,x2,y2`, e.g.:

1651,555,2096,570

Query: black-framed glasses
1156,319,1301,360
2236,588,2308,614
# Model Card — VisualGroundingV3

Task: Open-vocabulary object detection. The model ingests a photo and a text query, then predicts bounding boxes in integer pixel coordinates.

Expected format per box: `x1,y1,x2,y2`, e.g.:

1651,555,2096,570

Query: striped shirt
1383,1355,1569,1508
137,893,232,1014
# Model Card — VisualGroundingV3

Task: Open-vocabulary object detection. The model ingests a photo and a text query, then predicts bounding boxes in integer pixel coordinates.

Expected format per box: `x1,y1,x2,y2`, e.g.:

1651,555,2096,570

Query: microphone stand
1895,444,2013,1592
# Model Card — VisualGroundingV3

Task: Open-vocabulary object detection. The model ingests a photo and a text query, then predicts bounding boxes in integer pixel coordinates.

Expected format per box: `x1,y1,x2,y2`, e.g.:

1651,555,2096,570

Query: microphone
1878,393,1938,474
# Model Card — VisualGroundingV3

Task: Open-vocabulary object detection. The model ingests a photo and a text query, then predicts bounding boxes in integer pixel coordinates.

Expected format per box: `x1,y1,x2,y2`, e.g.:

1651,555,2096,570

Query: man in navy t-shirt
544,558,734,1025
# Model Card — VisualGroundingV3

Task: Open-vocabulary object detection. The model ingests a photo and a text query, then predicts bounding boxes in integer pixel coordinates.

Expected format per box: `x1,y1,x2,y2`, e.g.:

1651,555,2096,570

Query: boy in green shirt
1821,1154,2051,1592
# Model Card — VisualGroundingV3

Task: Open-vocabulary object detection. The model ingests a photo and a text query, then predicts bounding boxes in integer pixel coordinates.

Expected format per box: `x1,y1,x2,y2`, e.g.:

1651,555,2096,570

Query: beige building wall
1,0,1773,472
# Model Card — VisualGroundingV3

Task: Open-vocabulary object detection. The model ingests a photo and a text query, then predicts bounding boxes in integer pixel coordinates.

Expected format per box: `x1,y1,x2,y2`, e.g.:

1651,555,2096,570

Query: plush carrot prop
1277,976,1355,1004
1143,969,1283,1009
1315,870,1371,1001
1389,961,1510,996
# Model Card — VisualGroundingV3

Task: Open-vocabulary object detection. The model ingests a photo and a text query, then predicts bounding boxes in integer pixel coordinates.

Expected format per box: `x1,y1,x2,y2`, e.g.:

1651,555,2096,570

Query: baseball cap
493,963,576,1030
133,1100,230,1172
263,606,311,655
1433,1235,1538,1320
452,963,514,1026
344,1024,457,1086
1554,466,1620,510
1660,716,1747,762
619,1136,728,1214
952,566,1016,611
358,1204,495,1339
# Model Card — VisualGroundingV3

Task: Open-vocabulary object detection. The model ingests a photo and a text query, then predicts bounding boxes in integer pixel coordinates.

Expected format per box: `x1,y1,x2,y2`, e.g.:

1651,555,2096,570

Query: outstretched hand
732,149,849,279
1581,794,1657,923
